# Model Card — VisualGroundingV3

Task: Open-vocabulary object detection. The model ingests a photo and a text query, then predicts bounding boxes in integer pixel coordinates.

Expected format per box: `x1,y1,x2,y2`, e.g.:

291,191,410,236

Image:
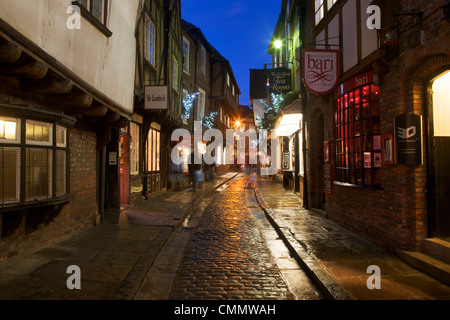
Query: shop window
0,116,69,208
130,123,140,175
335,84,381,187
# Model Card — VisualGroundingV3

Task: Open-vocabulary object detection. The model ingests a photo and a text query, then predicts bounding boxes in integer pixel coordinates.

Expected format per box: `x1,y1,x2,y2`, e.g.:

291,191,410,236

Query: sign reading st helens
303,49,340,95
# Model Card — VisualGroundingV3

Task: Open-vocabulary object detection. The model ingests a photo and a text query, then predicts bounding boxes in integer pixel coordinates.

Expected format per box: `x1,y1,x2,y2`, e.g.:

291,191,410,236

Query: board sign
282,152,290,170
395,113,422,165
269,67,292,94
323,164,333,194
145,86,168,110
303,49,340,95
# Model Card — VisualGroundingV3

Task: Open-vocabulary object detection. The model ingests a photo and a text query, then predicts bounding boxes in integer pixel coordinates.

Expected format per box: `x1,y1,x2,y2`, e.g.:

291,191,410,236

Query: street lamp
274,40,283,49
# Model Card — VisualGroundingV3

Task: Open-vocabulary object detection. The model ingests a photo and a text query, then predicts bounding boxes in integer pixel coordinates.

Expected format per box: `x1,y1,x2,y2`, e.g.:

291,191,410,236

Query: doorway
429,70,450,237
120,128,130,207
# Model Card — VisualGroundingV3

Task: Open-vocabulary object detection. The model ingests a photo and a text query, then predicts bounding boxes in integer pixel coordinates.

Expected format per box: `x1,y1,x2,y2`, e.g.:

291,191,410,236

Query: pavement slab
254,175,450,300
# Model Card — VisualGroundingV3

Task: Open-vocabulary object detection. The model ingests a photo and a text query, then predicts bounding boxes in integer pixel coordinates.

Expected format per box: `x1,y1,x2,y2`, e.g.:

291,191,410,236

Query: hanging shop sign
269,67,292,94
303,49,340,95
395,113,422,165
145,86,168,110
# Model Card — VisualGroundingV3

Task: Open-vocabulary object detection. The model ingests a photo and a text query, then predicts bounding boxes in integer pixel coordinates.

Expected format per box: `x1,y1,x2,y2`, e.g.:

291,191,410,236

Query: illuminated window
315,0,324,25
0,117,20,143
336,83,381,187
130,123,140,175
0,116,69,207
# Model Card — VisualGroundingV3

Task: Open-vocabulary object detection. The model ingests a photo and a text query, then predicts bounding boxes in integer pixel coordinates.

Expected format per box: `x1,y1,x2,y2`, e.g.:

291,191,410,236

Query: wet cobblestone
169,176,295,300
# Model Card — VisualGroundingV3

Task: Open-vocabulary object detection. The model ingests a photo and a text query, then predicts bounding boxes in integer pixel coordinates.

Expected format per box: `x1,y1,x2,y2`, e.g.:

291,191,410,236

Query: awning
275,99,303,137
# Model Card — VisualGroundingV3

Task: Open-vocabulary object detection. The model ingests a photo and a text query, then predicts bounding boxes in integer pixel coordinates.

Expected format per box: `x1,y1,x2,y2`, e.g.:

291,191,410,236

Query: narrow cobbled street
136,174,322,300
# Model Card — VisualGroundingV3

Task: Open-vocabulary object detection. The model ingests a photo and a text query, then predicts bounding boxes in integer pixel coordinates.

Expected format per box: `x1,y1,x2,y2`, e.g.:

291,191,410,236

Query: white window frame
0,117,20,144
56,126,67,148
197,88,206,120
26,120,53,147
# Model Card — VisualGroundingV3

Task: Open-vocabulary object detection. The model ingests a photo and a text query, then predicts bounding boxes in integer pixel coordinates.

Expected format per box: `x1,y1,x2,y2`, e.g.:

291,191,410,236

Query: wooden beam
80,103,109,118
0,60,48,79
0,42,22,63
23,76,73,95
45,91,93,109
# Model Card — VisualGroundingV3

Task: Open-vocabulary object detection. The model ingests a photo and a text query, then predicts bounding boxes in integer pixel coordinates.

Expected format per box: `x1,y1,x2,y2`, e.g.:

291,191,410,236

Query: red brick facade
0,128,98,261
304,0,450,252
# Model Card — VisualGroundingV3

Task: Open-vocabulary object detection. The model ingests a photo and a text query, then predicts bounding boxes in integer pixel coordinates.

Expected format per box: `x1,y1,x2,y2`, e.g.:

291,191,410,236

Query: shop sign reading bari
145,86,168,110
303,49,339,95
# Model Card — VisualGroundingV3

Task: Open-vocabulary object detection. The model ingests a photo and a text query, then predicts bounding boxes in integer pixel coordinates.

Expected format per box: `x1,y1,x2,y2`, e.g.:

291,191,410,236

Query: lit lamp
274,40,283,49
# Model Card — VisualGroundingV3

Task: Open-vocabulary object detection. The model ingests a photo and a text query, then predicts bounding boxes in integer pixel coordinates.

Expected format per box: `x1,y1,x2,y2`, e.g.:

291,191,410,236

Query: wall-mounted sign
145,86,168,110
338,71,375,95
282,151,290,170
303,49,340,95
269,67,292,94
323,164,333,194
109,152,117,166
395,113,422,165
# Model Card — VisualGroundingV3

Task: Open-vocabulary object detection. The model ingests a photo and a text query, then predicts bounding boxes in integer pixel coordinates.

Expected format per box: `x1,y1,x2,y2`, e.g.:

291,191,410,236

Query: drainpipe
298,1,309,210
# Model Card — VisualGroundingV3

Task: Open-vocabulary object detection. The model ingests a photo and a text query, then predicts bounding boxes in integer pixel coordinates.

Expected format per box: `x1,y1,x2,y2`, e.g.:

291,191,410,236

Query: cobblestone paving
169,176,295,300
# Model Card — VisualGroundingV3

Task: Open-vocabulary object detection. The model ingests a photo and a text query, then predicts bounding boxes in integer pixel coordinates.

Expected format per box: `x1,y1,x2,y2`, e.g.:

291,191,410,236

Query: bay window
0,115,69,209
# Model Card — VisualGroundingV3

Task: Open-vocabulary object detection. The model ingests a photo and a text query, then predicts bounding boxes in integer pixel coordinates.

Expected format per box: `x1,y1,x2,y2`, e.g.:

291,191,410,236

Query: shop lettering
355,73,370,87
148,94,166,102
307,54,335,74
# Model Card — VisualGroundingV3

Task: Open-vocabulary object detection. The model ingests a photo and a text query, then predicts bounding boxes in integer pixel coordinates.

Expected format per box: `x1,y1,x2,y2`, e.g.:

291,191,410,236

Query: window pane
130,123,139,175
26,148,52,201
26,121,52,145
56,150,67,197
56,126,67,147
91,0,104,22
0,147,20,205
0,118,19,142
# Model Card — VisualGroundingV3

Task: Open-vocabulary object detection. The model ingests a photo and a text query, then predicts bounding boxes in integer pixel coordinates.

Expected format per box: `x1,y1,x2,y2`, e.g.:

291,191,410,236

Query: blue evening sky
181,0,281,107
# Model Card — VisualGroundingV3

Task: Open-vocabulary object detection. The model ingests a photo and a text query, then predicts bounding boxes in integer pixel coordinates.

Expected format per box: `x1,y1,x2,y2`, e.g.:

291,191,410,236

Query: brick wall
303,0,450,253
0,128,98,261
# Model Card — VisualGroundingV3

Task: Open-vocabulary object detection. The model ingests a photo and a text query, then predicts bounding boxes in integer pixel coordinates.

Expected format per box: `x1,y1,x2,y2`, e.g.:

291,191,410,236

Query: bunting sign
303,49,340,95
